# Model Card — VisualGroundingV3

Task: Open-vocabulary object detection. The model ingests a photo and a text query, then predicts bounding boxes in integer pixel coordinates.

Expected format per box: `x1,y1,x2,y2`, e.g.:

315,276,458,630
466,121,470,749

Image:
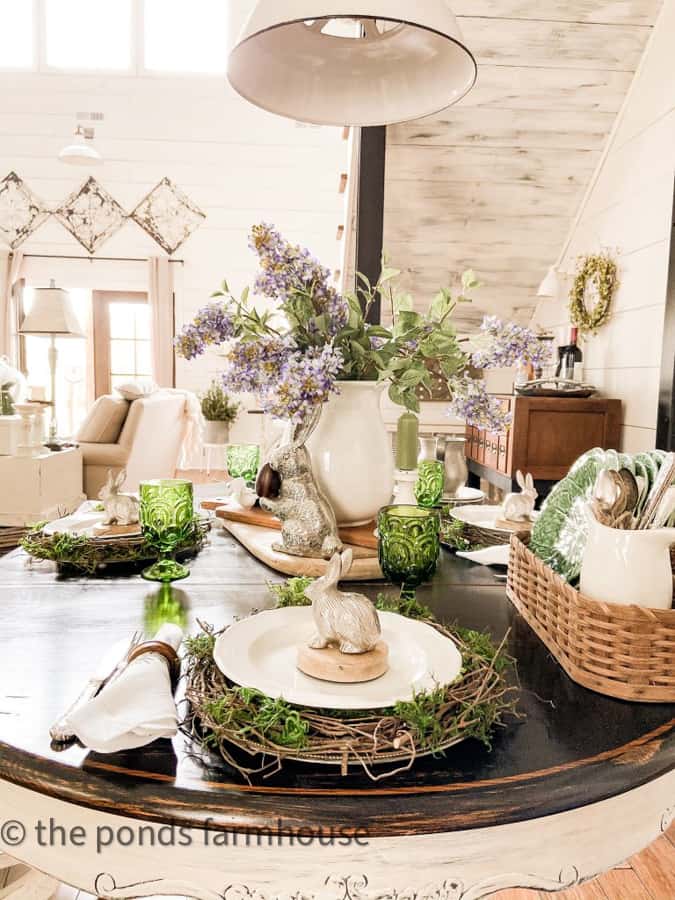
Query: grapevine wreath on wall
569,252,619,333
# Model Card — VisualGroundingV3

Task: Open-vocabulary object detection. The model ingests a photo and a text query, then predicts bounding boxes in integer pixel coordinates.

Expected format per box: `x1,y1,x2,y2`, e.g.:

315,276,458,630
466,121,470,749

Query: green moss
204,687,309,749
267,577,314,608
21,519,207,575
183,632,216,664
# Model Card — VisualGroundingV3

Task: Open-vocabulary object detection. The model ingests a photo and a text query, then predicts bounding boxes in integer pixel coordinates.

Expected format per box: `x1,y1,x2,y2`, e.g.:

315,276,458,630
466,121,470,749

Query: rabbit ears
106,468,127,490
324,548,354,584
516,470,534,491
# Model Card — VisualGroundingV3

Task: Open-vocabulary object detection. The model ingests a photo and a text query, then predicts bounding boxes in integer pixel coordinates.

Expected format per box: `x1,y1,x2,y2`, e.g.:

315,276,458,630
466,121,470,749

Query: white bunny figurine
502,470,538,522
99,469,140,526
221,477,258,510
304,549,381,654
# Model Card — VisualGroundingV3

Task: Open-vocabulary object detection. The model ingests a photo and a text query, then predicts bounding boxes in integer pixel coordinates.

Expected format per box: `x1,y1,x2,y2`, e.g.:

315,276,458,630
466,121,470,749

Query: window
0,0,34,69
94,293,152,396
22,287,90,438
45,0,132,70
144,0,229,74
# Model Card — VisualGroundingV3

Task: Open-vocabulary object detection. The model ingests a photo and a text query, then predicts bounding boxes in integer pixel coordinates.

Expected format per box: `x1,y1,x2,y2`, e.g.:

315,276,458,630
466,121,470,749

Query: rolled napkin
65,624,183,753
456,545,510,567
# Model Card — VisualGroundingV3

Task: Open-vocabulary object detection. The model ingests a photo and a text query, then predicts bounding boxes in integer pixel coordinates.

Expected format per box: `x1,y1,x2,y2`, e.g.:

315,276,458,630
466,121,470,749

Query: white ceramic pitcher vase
580,511,675,610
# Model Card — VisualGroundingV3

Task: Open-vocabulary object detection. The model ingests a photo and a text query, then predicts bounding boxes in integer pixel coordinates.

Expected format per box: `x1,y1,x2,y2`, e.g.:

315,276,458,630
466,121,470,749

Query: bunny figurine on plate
99,469,140,526
305,549,381,654
502,470,537,523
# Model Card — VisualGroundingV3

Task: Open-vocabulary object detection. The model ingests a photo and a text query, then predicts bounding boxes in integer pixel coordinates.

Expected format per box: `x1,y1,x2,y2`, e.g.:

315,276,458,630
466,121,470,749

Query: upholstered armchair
77,392,188,499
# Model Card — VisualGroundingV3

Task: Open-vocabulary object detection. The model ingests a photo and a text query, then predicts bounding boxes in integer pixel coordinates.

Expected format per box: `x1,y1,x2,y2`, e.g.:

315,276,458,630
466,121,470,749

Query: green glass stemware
414,460,445,508
226,444,261,484
140,479,194,583
378,505,440,599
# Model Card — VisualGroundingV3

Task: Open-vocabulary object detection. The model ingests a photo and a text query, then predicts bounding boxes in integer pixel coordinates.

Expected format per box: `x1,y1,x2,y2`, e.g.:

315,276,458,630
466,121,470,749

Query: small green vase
414,460,445,508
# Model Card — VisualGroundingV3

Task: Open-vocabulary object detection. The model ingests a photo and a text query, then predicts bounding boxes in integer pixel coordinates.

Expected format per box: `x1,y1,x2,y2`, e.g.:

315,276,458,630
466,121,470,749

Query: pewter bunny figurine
99,469,140,526
305,549,381,654
502,470,537,522
259,407,342,560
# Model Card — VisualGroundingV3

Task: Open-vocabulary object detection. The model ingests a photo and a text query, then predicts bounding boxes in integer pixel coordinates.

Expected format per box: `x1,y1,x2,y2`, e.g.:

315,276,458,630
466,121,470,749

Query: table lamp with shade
19,281,84,443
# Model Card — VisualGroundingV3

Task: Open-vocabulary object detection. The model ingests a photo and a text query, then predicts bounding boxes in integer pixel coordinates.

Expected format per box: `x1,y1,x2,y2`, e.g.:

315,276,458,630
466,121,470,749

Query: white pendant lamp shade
537,266,561,299
227,1,477,126
19,283,84,337
58,126,102,167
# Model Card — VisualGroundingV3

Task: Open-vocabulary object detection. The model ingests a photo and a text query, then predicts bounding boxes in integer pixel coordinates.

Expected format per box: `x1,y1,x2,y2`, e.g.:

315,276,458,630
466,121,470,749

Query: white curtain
148,256,175,388
0,250,24,365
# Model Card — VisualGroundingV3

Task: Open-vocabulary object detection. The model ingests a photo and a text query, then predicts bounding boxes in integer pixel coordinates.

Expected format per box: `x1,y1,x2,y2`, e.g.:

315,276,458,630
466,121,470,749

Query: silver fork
50,631,143,743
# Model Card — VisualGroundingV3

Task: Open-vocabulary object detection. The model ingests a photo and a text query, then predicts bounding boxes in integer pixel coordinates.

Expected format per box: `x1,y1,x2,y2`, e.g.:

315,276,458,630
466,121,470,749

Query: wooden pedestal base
297,641,389,683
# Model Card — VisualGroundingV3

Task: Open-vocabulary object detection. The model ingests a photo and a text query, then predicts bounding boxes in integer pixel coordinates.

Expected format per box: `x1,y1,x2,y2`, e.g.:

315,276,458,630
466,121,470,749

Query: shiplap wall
533,0,675,453
382,0,660,330
0,1,349,443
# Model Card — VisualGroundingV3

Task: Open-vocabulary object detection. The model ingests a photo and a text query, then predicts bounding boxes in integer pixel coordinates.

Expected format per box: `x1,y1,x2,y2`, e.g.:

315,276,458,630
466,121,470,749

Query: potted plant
176,224,548,525
199,381,239,445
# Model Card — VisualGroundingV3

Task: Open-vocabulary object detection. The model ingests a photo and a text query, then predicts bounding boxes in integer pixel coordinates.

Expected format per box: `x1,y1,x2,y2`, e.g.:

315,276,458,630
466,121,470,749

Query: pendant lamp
537,266,561,299
59,126,103,166
227,1,477,126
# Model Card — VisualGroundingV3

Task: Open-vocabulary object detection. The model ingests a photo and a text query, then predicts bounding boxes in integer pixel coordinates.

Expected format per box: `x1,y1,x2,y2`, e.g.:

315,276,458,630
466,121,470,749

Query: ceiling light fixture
58,125,103,167
537,266,561,299
228,1,477,127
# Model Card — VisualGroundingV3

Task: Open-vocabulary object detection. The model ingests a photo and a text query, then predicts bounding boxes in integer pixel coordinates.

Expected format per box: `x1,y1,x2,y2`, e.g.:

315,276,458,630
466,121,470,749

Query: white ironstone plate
442,486,485,504
450,504,539,533
214,607,462,710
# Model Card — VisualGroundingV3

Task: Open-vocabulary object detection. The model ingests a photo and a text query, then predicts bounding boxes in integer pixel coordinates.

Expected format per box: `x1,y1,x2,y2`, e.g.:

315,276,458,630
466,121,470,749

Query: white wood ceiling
382,0,663,329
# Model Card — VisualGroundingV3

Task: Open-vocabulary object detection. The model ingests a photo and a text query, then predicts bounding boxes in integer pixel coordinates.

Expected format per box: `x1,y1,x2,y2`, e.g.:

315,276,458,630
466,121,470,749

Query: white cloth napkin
457,545,510,567
43,501,106,537
65,624,183,753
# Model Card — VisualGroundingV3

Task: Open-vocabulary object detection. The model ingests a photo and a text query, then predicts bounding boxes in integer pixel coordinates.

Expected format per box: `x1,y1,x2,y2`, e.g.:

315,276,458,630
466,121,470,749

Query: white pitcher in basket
580,508,675,610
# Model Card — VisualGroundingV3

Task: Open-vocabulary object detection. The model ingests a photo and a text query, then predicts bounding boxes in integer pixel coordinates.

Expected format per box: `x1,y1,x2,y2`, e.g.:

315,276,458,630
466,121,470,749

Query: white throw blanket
163,389,205,469
65,624,183,753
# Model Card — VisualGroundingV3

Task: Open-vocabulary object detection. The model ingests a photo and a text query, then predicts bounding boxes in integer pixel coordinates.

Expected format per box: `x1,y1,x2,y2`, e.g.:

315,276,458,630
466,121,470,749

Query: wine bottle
556,327,583,380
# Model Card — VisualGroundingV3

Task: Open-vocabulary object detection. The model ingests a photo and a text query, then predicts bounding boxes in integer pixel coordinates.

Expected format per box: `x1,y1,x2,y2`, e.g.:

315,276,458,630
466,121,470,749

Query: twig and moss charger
569,252,619,333
183,581,517,782
21,519,210,575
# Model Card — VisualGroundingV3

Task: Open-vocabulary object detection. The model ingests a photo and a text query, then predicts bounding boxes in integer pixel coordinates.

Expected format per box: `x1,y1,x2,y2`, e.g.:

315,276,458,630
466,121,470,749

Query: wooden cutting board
220,519,383,581
207,503,379,550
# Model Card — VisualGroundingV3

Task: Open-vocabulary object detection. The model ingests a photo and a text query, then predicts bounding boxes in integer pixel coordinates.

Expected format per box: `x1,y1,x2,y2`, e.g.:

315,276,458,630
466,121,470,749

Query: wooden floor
494,824,675,899
0,825,672,899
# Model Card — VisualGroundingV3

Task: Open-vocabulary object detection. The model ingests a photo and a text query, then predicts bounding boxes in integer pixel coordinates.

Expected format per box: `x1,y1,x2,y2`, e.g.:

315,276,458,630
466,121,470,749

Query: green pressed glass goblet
226,444,261,485
140,479,194,583
414,460,445,508
378,505,441,599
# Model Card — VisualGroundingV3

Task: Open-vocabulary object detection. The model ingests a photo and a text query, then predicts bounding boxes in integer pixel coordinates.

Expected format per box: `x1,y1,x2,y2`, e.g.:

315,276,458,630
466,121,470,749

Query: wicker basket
507,535,675,703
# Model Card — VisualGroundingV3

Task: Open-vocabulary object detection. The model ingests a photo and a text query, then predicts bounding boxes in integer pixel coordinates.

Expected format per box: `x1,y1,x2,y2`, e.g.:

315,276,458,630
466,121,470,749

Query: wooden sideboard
466,395,622,495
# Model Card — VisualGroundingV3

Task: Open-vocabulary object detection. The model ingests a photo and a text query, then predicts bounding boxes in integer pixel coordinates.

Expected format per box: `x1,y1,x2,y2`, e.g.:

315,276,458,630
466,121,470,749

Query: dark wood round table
0,526,673,900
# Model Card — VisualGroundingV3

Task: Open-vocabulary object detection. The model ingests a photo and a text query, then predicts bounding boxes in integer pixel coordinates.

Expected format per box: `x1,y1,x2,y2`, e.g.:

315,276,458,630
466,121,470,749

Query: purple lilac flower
174,302,236,360
220,337,292,395
250,223,348,335
448,376,512,433
470,316,551,370
263,345,343,422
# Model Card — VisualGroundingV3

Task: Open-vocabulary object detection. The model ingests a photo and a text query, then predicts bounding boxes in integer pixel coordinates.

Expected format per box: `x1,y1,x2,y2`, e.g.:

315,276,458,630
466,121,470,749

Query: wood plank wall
0,2,350,445
535,0,675,452
382,0,660,331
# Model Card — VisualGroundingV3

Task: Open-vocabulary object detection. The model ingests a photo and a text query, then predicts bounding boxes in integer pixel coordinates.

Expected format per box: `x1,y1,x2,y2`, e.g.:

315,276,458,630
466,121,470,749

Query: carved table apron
0,528,673,899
